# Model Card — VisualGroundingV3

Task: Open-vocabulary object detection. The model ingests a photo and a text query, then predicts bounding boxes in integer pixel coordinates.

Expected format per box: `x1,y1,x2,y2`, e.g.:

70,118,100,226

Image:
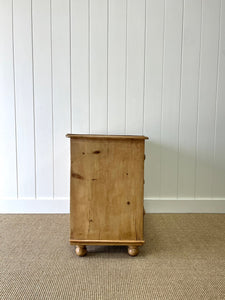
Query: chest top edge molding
66,134,149,140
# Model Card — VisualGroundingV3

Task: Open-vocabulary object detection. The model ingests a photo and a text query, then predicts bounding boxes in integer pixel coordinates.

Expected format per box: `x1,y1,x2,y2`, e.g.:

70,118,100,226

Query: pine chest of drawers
66,134,148,256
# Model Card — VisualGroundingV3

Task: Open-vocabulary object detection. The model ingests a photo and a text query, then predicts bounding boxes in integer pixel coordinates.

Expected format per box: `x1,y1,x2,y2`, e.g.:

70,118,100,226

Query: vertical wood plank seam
194,0,203,200
177,0,185,199
69,0,72,133
159,0,166,198
50,0,55,198
107,0,109,134
88,0,91,134
11,0,19,199
31,0,37,199
142,0,147,135
124,0,128,134
212,0,222,199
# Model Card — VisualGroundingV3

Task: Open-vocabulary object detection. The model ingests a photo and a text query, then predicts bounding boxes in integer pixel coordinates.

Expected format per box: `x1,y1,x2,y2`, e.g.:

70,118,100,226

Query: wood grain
66,134,148,140
70,240,144,246
68,136,146,247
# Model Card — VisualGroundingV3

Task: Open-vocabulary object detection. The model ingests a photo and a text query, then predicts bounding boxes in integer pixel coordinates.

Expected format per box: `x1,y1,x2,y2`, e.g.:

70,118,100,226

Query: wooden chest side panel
70,138,144,241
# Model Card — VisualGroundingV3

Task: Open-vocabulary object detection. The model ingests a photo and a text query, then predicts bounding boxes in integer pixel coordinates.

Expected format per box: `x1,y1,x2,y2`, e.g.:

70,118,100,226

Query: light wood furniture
66,134,148,256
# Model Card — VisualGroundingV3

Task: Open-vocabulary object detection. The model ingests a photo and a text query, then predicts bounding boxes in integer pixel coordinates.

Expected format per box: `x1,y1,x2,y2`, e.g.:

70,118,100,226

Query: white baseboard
0,198,69,213
144,199,225,213
0,198,225,213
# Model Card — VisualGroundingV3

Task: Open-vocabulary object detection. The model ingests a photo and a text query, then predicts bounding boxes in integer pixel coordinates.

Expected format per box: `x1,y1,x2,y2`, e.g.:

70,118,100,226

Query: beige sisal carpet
1,214,225,299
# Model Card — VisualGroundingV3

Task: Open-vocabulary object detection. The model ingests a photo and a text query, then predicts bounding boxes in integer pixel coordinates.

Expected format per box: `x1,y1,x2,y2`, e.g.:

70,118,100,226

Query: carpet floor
0,214,225,299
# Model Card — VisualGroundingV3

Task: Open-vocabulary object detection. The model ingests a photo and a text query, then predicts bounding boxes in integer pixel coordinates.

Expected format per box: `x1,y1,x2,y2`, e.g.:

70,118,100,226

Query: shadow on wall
144,140,225,199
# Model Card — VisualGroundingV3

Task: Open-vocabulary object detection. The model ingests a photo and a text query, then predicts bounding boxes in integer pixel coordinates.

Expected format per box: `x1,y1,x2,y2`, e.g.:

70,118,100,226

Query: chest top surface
66,134,148,140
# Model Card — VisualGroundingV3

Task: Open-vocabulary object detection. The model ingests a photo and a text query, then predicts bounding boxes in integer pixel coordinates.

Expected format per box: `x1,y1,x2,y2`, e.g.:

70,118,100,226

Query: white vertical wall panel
13,0,36,198
195,0,221,199
51,0,70,198
71,0,89,133
213,0,225,199
144,0,165,198
0,0,17,198
160,0,183,198
108,0,126,134
90,0,108,134
178,0,202,199
126,0,145,135
32,0,53,197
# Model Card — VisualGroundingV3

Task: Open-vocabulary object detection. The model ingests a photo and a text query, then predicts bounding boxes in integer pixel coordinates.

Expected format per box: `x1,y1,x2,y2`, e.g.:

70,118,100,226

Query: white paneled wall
0,0,225,213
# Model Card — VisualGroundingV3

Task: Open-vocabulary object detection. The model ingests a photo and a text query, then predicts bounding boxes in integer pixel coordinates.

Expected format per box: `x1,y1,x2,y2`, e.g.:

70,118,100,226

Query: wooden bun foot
128,246,139,256
75,245,87,257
